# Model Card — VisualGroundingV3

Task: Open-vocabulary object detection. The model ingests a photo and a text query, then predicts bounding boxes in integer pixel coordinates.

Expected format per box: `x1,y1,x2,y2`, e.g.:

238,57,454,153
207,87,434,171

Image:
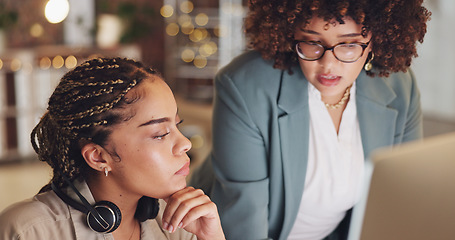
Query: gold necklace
324,86,351,109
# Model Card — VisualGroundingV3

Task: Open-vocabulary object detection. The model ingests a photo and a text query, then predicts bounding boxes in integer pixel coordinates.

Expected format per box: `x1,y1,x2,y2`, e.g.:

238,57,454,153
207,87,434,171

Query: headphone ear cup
135,196,160,222
87,201,122,233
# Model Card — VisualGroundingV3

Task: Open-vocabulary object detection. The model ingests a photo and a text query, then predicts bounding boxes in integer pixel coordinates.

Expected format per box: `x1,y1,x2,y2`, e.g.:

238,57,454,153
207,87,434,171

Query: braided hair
245,0,431,77
31,57,159,193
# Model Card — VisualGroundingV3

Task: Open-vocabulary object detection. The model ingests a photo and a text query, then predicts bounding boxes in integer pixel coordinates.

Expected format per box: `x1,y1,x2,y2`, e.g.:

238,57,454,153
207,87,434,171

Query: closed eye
154,132,170,140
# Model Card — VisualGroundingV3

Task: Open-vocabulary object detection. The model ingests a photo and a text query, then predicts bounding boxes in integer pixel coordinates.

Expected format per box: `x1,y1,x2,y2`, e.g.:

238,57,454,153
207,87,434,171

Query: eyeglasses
295,40,370,63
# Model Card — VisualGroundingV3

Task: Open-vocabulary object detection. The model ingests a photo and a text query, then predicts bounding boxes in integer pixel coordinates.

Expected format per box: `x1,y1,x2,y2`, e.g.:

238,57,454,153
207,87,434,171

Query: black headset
51,174,159,233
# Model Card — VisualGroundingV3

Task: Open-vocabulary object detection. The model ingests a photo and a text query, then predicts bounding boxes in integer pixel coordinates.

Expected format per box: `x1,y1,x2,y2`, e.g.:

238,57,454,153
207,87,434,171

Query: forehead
298,16,364,34
113,77,176,124
129,78,176,114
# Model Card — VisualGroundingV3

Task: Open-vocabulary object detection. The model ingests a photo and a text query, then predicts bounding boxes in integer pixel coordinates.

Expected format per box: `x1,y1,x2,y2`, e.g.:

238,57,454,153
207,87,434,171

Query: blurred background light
181,22,194,35
193,55,207,68
195,13,208,26
30,23,44,38
160,5,174,18
190,135,204,149
44,0,70,24
180,1,194,14
178,14,192,26
166,23,180,36
52,55,64,69
181,49,195,62
189,28,207,42
39,57,52,70
65,55,77,69
10,59,22,72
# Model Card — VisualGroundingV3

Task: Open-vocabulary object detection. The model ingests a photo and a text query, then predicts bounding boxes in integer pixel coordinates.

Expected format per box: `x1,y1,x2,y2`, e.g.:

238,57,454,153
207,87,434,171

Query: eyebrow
300,29,362,38
138,117,170,127
137,110,179,128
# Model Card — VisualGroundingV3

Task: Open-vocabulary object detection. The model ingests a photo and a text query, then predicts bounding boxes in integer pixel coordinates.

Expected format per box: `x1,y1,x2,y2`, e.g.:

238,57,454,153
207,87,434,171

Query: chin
177,179,188,190
169,180,188,194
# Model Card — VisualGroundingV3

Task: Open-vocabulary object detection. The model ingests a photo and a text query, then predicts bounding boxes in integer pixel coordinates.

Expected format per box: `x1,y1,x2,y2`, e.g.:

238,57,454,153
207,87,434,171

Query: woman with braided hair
190,0,431,239
0,57,225,240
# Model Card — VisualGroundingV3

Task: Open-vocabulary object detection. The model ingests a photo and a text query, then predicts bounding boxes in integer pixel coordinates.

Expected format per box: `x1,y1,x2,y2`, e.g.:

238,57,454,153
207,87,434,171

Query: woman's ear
81,142,111,172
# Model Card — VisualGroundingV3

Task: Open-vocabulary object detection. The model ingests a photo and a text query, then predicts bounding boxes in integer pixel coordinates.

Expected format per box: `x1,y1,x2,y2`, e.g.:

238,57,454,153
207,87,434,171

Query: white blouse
288,82,365,240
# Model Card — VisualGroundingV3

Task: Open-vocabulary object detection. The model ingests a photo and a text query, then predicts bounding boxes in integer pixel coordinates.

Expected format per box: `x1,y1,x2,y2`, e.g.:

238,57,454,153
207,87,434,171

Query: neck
323,86,351,109
113,218,140,240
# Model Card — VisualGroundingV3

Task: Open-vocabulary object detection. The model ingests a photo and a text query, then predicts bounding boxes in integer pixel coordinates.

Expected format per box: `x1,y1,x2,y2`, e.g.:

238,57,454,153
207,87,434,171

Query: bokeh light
180,1,194,14
10,59,22,72
160,5,174,18
166,23,180,36
195,13,209,26
193,55,207,68
189,28,208,42
65,55,78,69
181,49,195,62
30,23,44,38
199,42,217,57
181,22,194,35
39,57,52,70
190,135,204,149
44,0,70,24
178,14,192,26
52,55,64,69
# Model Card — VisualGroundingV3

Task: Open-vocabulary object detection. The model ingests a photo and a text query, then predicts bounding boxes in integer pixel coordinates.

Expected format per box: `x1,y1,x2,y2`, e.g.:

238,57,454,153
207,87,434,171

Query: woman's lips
175,161,190,176
317,74,341,86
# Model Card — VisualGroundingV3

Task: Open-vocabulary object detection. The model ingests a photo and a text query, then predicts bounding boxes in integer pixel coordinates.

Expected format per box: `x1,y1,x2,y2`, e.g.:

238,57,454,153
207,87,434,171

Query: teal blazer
190,51,423,240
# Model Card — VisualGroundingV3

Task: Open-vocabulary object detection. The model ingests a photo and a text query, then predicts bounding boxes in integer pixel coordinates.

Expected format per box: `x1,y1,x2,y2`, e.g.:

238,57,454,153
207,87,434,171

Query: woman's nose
175,130,192,155
319,50,337,68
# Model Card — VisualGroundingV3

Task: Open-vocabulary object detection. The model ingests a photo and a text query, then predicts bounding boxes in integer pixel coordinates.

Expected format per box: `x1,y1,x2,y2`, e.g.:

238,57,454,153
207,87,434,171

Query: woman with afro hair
190,0,431,239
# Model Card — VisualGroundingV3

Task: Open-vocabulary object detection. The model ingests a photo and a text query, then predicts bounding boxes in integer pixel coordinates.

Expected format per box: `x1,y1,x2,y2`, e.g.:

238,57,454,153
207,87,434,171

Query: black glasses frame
295,40,371,63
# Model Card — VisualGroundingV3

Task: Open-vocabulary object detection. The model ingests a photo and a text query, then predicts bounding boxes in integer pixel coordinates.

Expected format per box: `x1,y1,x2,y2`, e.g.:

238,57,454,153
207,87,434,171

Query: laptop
347,131,455,240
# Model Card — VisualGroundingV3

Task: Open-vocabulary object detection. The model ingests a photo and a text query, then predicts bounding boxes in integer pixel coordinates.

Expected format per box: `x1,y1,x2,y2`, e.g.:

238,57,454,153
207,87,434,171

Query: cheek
298,60,317,79
136,148,165,168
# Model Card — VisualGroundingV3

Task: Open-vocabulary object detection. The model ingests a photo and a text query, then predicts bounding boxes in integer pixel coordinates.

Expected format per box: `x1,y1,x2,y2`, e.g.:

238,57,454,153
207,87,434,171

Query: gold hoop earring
364,52,374,71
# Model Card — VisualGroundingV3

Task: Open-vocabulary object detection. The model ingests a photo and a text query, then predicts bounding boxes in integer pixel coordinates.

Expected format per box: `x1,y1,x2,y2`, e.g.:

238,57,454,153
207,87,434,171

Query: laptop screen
348,132,455,240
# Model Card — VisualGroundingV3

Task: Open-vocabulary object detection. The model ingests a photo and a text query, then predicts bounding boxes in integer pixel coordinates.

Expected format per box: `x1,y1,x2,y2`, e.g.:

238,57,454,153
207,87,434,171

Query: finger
162,187,194,232
164,188,207,232
169,194,212,230
179,200,219,229
162,187,205,232
163,186,197,203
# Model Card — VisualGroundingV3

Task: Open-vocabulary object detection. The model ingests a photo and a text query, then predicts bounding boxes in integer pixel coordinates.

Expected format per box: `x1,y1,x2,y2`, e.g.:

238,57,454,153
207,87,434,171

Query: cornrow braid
53,80,137,121
31,57,160,192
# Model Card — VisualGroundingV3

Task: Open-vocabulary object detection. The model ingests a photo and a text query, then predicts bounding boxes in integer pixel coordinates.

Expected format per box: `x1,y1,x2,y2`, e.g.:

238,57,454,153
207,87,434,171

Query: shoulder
214,51,291,110
358,69,419,101
381,69,420,104
0,191,71,239
382,69,417,89
215,50,283,88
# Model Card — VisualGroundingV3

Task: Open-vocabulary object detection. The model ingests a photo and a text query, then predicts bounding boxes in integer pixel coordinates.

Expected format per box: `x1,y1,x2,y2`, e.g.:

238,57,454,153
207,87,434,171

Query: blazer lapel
277,67,311,237
356,71,398,157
